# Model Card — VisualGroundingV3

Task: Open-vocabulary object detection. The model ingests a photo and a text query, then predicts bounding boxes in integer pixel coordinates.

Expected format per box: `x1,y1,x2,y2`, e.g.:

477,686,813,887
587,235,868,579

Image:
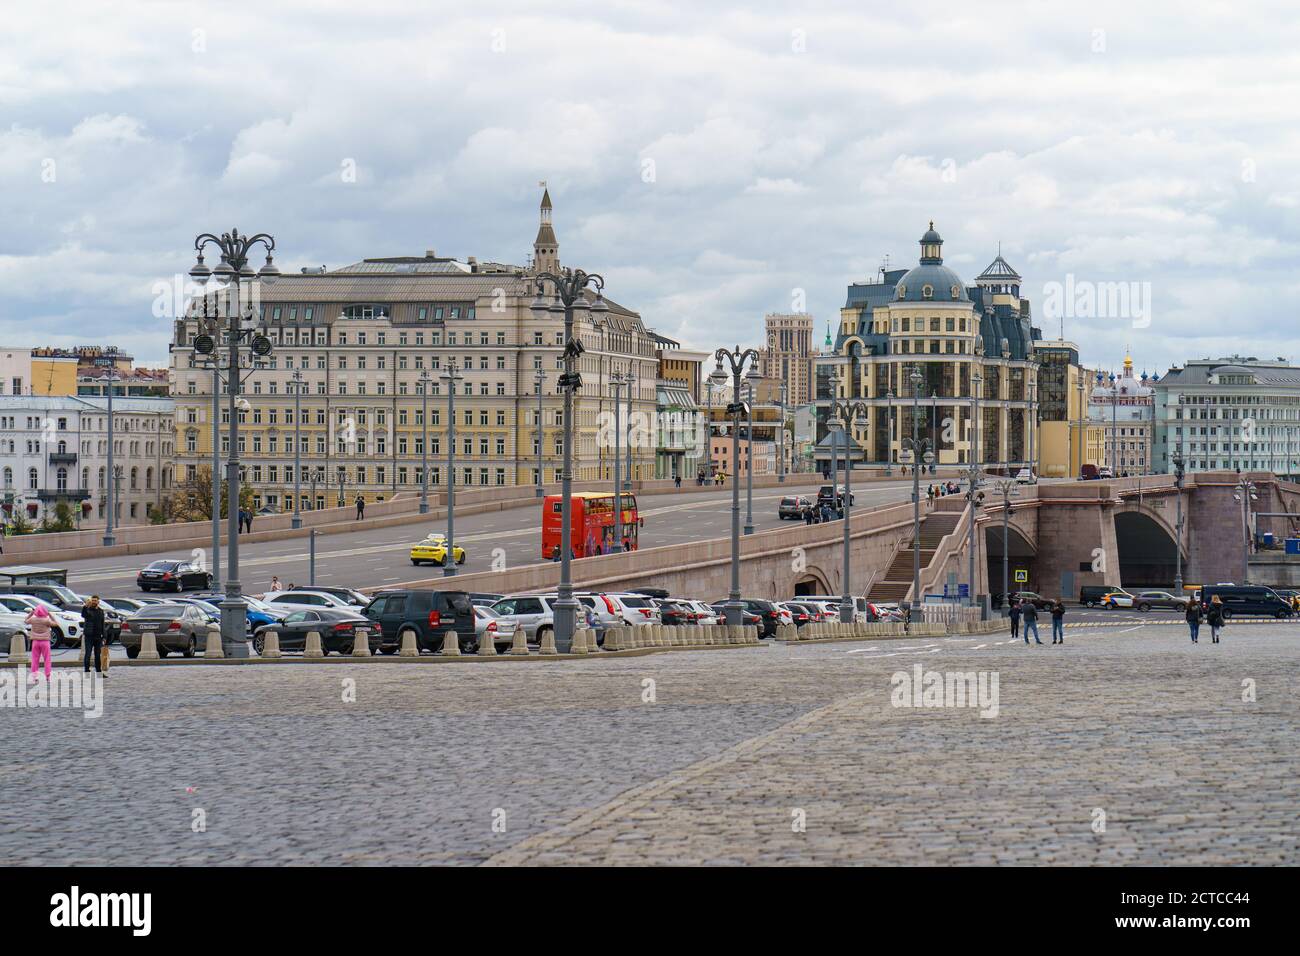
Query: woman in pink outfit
25,604,53,679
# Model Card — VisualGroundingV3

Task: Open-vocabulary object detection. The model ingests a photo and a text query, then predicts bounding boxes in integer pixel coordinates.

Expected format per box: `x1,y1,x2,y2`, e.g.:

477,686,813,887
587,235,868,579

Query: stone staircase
866,511,963,603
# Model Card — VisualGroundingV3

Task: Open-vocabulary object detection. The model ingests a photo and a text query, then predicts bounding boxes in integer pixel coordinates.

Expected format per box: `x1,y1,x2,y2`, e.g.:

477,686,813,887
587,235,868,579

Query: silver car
489,594,558,643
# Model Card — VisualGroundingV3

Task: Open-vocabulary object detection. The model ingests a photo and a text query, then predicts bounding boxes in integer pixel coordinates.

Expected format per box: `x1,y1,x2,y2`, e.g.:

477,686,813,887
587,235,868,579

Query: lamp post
994,479,1019,611
291,369,303,529
829,399,869,622
903,366,935,611
746,382,762,525
930,388,938,475
419,369,431,514
704,379,714,481
624,370,635,490
967,371,984,606
533,368,545,496
440,360,463,577
884,389,894,476
1172,451,1185,594
1233,476,1258,584
103,368,118,546
1027,374,1037,477
1108,372,1118,477
610,369,630,552
777,382,787,483
189,228,278,658
529,268,609,650
709,346,762,625
192,340,223,589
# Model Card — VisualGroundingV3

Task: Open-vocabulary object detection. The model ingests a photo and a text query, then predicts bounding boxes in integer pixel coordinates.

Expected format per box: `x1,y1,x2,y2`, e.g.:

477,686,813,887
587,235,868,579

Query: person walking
802,505,813,526
1021,598,1043,644
81,594,106,677
25,604,53,681
1050,598,1066,644
1207,594,1226,644
674,474,681,489
355,495,365,520
245,509,255,533
1008,597,1021,640
1185,598,1202,643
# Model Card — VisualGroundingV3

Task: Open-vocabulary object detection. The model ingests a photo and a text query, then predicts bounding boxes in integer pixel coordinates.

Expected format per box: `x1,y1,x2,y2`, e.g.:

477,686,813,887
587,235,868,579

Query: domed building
813,223,1040,472
1085,354,1155,476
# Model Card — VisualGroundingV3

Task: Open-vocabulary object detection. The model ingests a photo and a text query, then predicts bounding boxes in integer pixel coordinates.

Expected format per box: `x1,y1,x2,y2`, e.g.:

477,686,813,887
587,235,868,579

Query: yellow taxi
409,533,466,567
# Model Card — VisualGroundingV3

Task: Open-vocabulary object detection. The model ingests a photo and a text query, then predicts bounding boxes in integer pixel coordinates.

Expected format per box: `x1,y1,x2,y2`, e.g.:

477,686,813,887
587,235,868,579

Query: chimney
425,249,436,259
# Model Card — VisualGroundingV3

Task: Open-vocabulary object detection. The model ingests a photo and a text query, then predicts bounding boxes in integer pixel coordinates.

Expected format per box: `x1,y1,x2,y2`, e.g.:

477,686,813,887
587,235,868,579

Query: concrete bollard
602,625,620,651
440,630,460,657
305,630,324,658
9,632,29,665
570,627,589,655
138,630,160,661
700,624,714,646
539,628,558,655
509,625,529,656
476,628,497,656
204,624,224,659
400,629,420,657
352,626,372,658
727,624,742,644
260,629,282,659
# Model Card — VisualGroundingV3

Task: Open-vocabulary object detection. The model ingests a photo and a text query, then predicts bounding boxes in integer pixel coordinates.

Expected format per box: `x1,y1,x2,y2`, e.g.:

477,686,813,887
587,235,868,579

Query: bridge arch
984,521,1038,596
1114,511,1178,588
794,567,833,596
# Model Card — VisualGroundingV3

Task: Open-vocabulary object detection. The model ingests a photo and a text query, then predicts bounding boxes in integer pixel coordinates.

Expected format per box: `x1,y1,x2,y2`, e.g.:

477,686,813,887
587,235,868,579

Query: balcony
48,451,78,465
37,487,91,501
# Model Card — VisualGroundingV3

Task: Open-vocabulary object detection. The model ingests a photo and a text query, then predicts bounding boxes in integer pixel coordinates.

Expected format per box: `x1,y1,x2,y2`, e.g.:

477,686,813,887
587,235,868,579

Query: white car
681,600,720,626
0,595,83,647
264,590,354,611
1015,468,1037,484
1102,591,1135,609
604,592,661,626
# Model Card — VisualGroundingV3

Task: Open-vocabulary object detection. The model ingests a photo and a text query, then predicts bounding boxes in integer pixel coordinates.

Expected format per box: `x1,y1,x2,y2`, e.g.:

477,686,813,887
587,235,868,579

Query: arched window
145,467,154,490
922,284,934,300
2,467,11,488
130,467,138,490
27,468,38,490
56,467,68,491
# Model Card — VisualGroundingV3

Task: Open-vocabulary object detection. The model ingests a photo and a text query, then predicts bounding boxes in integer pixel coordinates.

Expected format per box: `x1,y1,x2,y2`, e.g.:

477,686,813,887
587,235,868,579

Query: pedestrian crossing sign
1014,570,1028,583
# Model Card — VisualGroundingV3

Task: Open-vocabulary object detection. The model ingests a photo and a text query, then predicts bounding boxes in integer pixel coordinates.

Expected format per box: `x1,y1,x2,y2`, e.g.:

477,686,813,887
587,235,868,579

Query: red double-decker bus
541,492,640,559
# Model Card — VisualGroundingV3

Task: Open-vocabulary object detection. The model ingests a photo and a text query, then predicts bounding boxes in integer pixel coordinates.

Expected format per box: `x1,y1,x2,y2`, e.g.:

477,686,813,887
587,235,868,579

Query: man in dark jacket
82,594,106,675
1050,599,1066,644
1185,599,1202,643
355,494,365,520
1021,599,1043,644
1008,598,1021,640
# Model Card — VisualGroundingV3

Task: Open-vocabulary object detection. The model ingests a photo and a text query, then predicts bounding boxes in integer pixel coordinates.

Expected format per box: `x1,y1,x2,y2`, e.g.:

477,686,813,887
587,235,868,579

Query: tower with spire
532,185,559,274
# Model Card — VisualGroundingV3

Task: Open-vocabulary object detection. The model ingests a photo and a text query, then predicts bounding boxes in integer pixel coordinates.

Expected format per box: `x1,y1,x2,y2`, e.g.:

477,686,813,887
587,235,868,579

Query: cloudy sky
3,0,1299,375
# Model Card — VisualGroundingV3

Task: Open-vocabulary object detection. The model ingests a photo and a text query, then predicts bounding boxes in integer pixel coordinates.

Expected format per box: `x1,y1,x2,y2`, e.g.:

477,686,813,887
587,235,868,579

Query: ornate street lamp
709,346,762,626
1233,476,1258,584
904,366,934,613
102,367,119,546
530,268,609,650
418,369,432,515
1172,451,1185,594
743,380,755,535
884,388,894,476
291,368,303,529
189,228,278,657
533,367,546,497
440,360,463,577
994,478,1019,612
777,382,787,483
610,368,632,552
967,370,984,607
624,370,636,491
828,399,869,622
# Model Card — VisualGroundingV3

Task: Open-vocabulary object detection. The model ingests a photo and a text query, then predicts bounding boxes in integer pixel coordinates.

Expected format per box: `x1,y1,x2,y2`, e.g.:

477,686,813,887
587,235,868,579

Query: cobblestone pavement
2,621,1295,865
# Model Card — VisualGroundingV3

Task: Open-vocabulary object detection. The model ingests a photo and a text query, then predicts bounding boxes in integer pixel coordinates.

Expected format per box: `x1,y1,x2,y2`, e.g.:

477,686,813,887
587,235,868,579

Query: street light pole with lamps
828,399,869,623
189,228,278,658
610,369,631,551
102,367,118,547
967,370,984,607
623,371,635,491
993,478,1019,611
709,347,762,626
291,369,303,529
1233,476,1257,585
533,368,545,496
903,366,934,614
777,382,787,483
1172,451,1185,594
529,268,609,651
440,360,463,577
743,380,755,535
418,369,431,515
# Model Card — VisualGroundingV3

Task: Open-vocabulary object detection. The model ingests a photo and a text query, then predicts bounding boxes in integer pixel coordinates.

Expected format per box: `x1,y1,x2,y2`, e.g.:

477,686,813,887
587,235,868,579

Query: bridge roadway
56,479,925,597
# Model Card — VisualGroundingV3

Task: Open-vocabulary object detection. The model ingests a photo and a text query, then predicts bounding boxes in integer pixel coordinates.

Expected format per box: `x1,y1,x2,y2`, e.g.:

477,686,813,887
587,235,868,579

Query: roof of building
1157,359,1300,388
0,395,173,412
977,253,1021,281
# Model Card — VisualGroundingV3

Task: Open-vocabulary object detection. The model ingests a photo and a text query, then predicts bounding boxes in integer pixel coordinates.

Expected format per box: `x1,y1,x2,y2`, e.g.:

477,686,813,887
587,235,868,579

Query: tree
163,465,256,523
39,500,77,533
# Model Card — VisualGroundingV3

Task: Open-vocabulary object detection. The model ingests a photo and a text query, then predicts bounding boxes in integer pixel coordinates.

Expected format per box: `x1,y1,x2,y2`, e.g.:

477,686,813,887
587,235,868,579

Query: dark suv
1200,585,1293,619
778,495,812,519
725,598,780,637
362,589,477,653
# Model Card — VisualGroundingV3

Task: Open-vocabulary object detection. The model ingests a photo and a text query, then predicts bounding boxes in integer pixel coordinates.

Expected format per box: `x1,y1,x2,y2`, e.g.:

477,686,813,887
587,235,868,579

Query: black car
136,560,212,593
1079,585,1115,608
362,589,477,653
778,495,813,519
710,604,762,628
655,600,696,626
712,598,780,637
1200,585,1293,619
253,608,369,655
817,484,854,508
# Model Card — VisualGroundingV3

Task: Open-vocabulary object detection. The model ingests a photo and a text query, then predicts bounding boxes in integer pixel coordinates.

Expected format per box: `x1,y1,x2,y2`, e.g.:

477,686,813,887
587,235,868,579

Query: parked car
119,603,216,658
469,592,505,607
1130,590,1187,611
279,585,371,609
135,559,212,593
655,599,698,626
778,495,813,519
409,533,466,567
1098,466,1114,479
800,594,873,623
777,602,811,627
102,597,154,615
1101,591,1135,609
0,583,87,613
252,607,369,655
680,599,720,626
709,604,762,628
362,589,477,653
1015,468,1037,485
1200,585,1293,619
726,598,781,637
604,592,662,626
1079,464,1100,480
264,590,355,611
817,484,854,508
0,595,82,648
488,594,558,644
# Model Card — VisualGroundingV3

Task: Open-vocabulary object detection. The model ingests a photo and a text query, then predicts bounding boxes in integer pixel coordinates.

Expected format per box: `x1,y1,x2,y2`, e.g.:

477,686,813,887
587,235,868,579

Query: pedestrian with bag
25,604,54,681
81,594,107,677
1185,598,1202,643
1207,594,1226,644
1050,598,1066,644
355,494,365,520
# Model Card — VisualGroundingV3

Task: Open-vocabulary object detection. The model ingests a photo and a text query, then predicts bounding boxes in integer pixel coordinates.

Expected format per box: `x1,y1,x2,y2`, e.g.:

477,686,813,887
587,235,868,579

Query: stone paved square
2,621,1295,865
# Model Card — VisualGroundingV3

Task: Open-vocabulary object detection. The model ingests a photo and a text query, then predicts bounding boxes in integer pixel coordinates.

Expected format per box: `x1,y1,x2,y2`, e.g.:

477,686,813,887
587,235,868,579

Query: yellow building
1032,340,1090,478
28,349,78,396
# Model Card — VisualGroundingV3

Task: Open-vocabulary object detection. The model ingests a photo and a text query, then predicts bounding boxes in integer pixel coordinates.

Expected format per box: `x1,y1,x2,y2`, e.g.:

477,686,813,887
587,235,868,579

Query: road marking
973,644,987,649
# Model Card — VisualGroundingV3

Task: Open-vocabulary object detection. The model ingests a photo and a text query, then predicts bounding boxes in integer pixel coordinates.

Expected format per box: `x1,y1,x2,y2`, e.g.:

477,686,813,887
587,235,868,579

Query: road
55,480,920,597
5,615,1295,865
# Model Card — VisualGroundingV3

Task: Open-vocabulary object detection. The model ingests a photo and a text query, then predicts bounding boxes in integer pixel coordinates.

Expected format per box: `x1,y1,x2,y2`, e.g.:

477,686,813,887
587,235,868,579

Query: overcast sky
3,1,1299,377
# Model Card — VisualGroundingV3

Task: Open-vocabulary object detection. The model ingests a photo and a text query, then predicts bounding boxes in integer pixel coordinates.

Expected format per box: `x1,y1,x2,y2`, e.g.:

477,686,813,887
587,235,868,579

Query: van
1079,585,1116,607
1200,585,1292,619
1079,464,1099,481
362,589,477,653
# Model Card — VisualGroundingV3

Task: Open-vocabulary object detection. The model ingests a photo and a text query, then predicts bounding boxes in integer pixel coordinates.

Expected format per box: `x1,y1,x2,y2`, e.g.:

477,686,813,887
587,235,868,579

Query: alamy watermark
0,670,104,719
890,665,999,718
1041,275,1152,329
